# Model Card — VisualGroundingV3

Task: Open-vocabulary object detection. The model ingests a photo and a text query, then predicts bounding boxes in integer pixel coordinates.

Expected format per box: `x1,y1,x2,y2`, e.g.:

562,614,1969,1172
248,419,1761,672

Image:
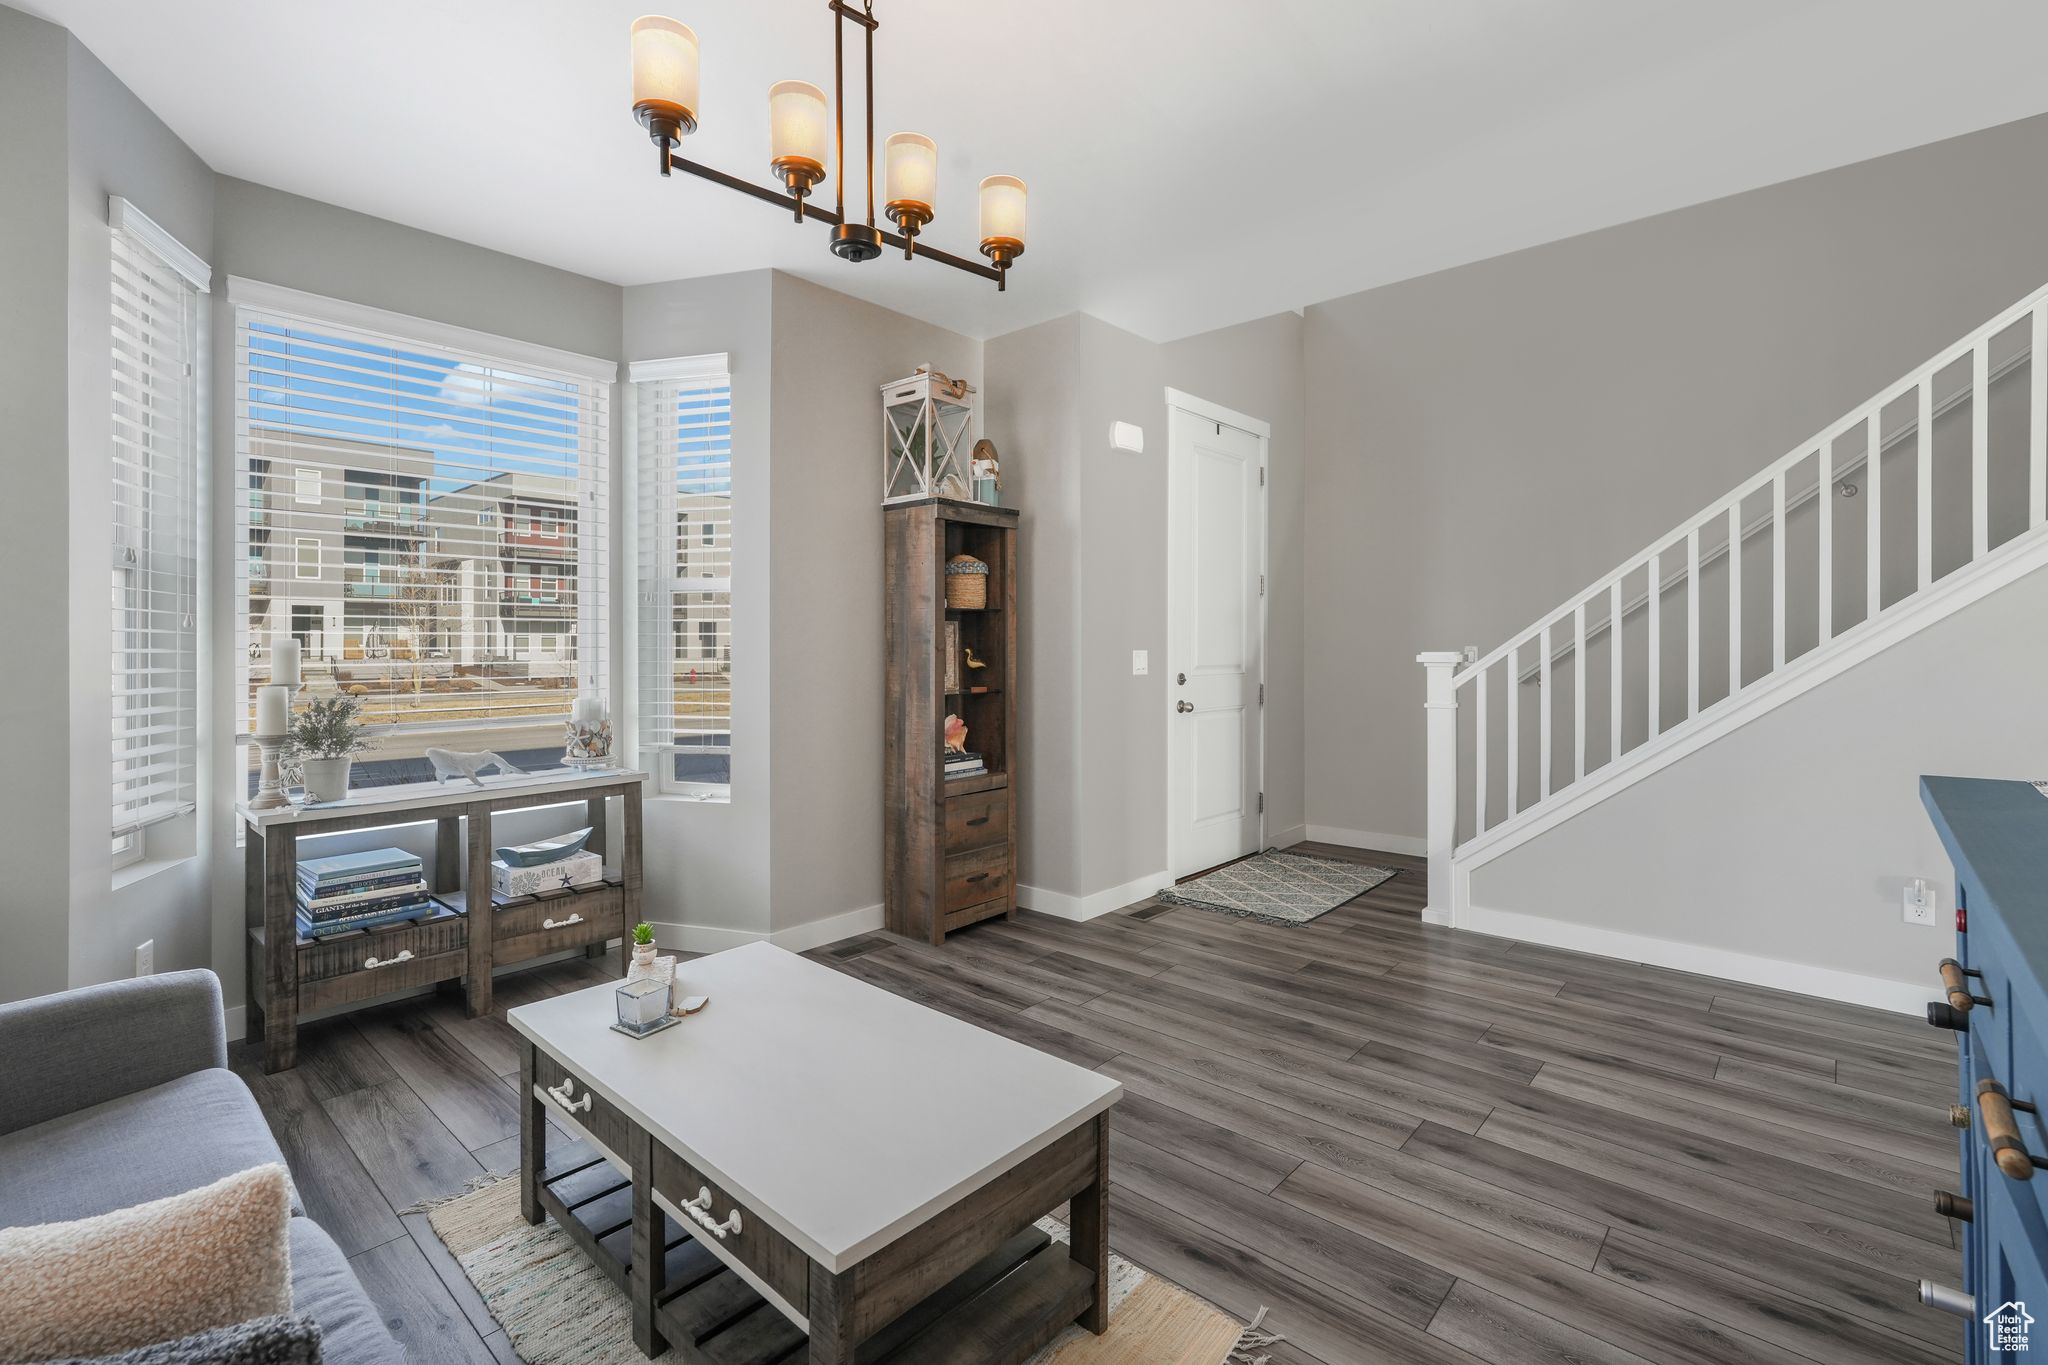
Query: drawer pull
542,913,585,930
362,950,414,970
965,815,990,827
1976,1079,2045,1180
965,872,989,884
680,1185,742,1240
546,1078,593,1114
1937,958,1989,1011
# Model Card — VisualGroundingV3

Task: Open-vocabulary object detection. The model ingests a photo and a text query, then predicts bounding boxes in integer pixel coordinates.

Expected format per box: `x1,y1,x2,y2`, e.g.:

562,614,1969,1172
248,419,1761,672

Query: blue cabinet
1924,776,2048,1361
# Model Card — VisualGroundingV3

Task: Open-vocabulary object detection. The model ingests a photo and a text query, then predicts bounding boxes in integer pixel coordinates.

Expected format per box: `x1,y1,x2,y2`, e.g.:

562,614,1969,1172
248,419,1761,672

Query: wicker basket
945,554,990,610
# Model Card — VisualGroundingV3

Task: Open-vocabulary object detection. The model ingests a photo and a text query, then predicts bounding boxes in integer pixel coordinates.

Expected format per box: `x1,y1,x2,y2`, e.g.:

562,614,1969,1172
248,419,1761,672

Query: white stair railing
1420,281,2048,920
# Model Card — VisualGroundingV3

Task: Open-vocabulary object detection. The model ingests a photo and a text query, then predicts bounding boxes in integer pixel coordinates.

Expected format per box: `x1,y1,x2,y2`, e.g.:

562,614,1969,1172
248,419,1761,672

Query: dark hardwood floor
238,842,1965,1364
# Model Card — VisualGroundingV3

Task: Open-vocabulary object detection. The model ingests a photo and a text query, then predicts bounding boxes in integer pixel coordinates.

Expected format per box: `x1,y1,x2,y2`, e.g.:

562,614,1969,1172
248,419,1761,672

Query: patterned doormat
1160,850,1396,926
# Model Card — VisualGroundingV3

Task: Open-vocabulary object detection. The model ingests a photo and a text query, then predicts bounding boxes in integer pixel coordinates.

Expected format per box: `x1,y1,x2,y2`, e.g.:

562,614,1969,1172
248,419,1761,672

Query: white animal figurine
426,748,523,787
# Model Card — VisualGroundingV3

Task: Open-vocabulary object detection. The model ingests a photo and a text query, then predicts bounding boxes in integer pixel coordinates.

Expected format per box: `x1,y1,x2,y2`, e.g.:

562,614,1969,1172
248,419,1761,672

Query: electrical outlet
1132,650,1149,676
1902,879,1937,927
134,939,154,976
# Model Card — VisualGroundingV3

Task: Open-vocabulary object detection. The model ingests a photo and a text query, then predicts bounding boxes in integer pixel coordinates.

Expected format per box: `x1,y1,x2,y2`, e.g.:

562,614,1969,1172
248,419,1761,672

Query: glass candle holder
615,976,673,1036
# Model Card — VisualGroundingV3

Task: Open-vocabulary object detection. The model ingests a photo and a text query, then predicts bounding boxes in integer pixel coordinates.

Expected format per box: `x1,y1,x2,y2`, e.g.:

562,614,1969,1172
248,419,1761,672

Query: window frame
228,277,616,784
631,354,733,800
108,197,208,868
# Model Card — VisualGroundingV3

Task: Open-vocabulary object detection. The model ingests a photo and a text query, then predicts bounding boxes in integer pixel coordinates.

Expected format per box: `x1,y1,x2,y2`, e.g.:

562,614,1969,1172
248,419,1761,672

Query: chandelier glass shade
629,4,1027,291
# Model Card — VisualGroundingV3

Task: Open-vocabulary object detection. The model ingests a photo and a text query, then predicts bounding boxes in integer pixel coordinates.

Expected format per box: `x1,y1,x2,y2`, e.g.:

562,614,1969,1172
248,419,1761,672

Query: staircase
1418,281,2048,925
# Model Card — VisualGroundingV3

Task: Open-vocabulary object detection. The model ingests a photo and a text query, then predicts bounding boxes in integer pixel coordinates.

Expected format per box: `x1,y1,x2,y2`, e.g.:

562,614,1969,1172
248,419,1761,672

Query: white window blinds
633,356,732,792
111,212,204,841
231,282,613,790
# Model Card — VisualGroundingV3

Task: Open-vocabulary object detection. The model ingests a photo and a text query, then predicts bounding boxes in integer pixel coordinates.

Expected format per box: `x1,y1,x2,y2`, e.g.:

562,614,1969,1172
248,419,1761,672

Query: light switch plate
135,939,154,977
1132,650,1149,676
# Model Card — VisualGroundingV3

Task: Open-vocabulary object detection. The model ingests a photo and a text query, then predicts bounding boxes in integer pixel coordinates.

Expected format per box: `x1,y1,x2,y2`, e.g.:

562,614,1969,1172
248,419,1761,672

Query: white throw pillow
0,1164,293,1363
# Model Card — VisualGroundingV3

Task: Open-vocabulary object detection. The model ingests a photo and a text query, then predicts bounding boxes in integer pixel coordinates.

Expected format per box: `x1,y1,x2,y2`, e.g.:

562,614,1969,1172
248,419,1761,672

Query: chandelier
630,4,1027,292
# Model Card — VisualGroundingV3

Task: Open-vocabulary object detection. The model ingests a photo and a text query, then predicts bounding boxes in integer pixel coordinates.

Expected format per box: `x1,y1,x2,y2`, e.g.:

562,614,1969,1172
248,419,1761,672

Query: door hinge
1259,467,1266,487
1259,573,1265,596
1257,792,1265,813
1258,683,1264,705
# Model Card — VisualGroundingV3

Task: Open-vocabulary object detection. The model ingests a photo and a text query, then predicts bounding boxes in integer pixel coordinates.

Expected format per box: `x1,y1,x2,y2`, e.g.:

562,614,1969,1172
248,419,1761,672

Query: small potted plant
285,695,371,803
630,921,658,972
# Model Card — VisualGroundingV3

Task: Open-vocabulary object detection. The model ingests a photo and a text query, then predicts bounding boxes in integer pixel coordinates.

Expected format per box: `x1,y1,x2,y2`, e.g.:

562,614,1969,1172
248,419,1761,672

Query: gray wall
67,29,217,989
622,271,776,942
983,309,1309,905
1305,109,2048,846
1470,556,2048,998
0,7,76,1003
765,274,981,934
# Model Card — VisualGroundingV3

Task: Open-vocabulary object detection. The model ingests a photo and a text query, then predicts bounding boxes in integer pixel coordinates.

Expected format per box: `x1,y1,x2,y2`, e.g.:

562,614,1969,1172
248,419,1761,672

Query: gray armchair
0,970,405,1363
0,969,227,1138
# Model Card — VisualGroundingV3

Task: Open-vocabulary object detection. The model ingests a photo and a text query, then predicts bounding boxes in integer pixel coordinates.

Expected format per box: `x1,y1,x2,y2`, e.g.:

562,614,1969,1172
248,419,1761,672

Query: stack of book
296,848,436,940
944,749,986,780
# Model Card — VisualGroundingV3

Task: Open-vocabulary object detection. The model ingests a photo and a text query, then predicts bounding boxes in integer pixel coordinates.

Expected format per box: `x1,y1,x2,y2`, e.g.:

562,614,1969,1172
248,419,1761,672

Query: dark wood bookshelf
884,498,1019,942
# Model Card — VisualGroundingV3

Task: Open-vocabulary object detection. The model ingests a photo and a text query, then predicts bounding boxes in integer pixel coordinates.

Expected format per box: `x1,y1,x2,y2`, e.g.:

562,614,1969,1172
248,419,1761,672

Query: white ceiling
25,0,2048,342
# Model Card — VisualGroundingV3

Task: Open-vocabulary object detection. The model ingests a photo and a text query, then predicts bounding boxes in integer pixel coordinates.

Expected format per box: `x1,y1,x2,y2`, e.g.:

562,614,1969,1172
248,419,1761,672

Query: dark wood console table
242,768,645,1073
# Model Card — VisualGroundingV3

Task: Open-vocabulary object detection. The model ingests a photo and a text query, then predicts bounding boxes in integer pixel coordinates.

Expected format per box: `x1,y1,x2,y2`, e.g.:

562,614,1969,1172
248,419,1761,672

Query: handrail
1417,279,2048,910
1455,278,2048,689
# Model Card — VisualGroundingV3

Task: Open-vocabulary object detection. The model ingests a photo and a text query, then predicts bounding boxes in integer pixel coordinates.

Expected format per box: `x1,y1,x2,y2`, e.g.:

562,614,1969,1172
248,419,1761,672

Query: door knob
1176,672,1186,685
1176,700,1193,713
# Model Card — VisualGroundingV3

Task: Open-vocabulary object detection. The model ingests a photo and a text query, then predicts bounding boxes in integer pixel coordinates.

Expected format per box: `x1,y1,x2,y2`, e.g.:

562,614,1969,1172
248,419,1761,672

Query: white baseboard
770,903,886,954
1305,825,1426,857
226,1004,246,1044
648,904,884,957
1267,824,1308,849
1461,902,1925,1016
1018,871,1172,922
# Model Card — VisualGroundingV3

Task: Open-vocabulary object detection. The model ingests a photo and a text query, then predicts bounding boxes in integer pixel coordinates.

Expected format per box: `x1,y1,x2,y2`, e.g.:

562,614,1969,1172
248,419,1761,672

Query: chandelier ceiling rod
630,2,1026,292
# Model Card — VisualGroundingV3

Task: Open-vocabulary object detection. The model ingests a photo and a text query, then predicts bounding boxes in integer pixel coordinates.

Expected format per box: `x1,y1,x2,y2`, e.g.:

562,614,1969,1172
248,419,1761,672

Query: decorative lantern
614,976,675,1037
882,367,976,504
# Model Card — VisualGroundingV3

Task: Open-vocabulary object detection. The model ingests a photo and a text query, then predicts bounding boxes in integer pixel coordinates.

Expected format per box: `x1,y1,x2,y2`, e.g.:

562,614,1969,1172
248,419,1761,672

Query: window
109,199,207,863
633,354,731,794
294,467,321,503
232,279,613,791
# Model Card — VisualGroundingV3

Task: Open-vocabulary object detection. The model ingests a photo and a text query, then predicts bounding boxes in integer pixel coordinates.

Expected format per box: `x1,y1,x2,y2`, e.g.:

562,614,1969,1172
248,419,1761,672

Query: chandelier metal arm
662,148,1003,283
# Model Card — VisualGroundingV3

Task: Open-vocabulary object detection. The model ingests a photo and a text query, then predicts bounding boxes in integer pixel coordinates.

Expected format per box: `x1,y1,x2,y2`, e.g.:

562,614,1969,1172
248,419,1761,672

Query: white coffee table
508,941,1122,1364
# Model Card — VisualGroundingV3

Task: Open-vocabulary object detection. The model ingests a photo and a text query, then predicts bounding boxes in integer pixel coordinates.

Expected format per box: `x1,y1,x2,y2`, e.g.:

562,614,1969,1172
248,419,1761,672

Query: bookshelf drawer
945,787,1008,853
943,843,1013,914
296,912,468,983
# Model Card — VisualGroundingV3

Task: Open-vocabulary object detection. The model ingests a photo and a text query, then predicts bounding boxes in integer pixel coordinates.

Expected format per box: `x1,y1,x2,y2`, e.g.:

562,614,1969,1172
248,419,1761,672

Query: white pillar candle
272,637,302,687
256,685,289,737
573,696,606,725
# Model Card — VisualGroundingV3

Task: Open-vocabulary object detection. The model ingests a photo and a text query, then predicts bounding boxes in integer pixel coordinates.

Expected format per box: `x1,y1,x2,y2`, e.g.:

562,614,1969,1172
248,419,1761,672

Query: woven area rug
423,1177,1280,1365
1160,849,1396,925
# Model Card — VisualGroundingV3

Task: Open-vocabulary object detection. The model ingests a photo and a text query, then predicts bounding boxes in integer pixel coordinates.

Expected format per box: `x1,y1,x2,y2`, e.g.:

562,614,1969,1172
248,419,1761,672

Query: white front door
1168,402,1265,878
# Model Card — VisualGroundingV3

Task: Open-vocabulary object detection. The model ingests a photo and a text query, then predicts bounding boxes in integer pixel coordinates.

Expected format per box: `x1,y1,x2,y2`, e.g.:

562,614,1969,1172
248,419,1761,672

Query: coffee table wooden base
520,1051,1109,1363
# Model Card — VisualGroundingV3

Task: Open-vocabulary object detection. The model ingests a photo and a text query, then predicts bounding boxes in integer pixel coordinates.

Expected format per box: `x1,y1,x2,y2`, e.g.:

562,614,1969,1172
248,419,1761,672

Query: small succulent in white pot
285,695,371,803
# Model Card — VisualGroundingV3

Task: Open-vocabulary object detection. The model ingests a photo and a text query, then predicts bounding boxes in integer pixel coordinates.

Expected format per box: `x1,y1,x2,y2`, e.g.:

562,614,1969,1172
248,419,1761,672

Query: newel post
1417,651,1462,925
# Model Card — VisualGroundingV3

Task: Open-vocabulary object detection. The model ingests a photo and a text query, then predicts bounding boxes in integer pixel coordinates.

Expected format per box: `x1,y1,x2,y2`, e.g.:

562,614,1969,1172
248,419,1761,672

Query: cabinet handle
965,872,989,883
680,1185,741,1240
546,1078,593,1114
363,950,414,970
1937,958,1989,1011
1977,1079,2043,1180
965,816,990,827
543,913,585,929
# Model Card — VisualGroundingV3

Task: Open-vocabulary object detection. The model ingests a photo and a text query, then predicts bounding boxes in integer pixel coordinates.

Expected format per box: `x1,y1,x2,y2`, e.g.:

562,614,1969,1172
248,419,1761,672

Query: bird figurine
426,748,524,787
963,646,988,671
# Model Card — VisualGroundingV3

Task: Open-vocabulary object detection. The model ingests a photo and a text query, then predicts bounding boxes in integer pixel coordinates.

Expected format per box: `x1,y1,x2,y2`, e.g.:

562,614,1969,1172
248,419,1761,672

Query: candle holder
250,732,291,811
